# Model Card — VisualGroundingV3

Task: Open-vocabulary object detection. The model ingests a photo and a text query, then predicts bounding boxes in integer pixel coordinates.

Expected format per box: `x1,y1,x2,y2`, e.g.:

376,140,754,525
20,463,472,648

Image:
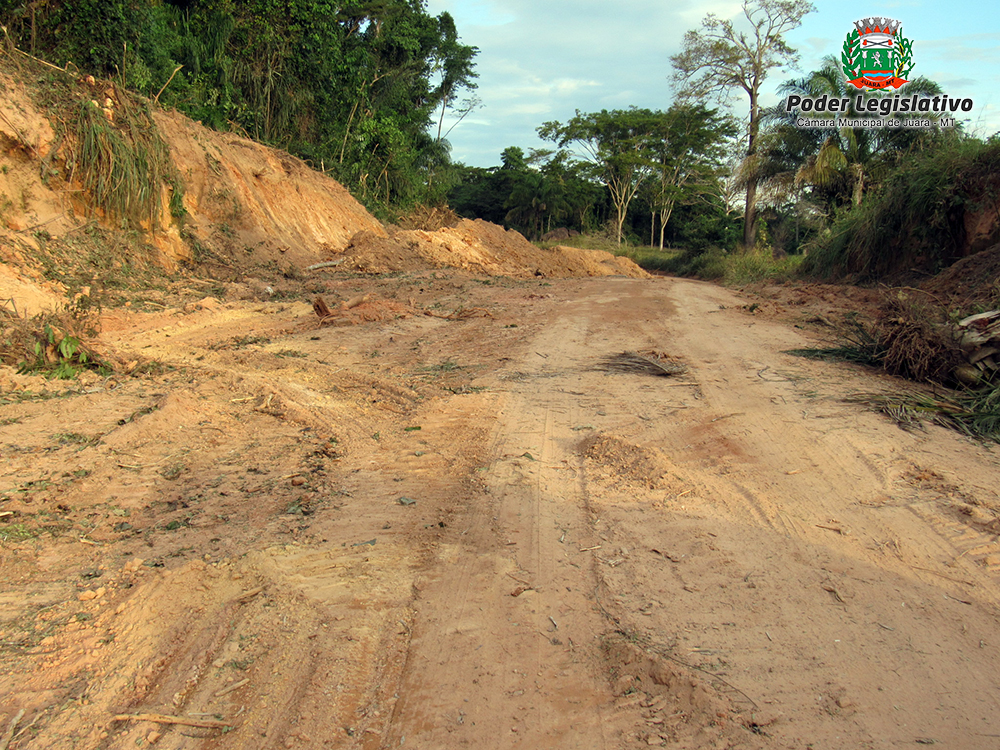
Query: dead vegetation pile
595,350,688,377
393,204,461,231
791,287,1000,440
871,291,968,384
0,300,109,379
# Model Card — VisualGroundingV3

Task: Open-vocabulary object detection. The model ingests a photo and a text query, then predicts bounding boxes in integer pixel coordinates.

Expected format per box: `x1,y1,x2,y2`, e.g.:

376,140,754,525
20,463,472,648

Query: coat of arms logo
841,17,913,90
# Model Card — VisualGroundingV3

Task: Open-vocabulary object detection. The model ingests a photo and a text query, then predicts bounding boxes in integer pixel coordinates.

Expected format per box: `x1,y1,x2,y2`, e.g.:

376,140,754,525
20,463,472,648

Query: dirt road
2,274,1000,749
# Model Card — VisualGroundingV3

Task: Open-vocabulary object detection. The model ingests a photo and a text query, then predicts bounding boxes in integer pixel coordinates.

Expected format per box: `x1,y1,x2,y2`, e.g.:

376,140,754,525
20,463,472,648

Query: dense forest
0,0,479,214
2,0,999,278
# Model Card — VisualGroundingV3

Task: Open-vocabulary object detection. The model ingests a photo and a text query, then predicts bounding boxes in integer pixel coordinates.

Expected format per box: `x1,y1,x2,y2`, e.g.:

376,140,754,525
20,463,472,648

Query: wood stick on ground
312,295,333,319
112,713,231,729
0,709,25,750
305,259,345,271
815,523,845,535
213,678,250,698
236,586,264,603
423,307,493,320
342,294,370,310
908,565,976,587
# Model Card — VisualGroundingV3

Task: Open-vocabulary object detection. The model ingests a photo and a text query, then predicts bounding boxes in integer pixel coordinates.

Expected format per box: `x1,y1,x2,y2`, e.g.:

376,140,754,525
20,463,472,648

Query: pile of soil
1,59,647,286
339,219,649,279
920,242,1000,310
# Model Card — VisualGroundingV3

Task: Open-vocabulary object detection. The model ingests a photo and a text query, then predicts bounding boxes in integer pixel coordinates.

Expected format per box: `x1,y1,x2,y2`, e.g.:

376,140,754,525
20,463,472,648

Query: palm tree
769,56,943,207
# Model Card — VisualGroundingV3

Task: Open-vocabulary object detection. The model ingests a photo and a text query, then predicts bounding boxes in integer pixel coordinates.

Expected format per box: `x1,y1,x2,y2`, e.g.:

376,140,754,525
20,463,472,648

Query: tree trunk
743,181,758,250
743,90,761,251
658,205,674,250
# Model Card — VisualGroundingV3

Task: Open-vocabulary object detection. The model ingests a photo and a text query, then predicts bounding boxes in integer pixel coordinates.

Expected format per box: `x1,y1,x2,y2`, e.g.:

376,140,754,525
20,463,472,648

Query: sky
424,0,1000,167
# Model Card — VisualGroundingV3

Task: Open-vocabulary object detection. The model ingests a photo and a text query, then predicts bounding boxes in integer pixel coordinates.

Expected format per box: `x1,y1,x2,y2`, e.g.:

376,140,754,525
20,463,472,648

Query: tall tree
671,0,815,250
538,108,660,244
647,104,736,249
430,11,478,143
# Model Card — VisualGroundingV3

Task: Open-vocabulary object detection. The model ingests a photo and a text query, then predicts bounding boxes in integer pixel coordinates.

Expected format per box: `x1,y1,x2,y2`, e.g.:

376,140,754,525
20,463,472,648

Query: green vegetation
0,523,37,542
4,318,109,380
847,387,1000,443
537,105,736,245
0,0,479,214
802,135,1000,279
450,123,739,251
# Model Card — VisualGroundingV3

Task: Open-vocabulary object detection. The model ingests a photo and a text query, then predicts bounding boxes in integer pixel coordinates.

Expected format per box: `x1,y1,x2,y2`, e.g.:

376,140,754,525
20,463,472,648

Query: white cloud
429,0,1000,166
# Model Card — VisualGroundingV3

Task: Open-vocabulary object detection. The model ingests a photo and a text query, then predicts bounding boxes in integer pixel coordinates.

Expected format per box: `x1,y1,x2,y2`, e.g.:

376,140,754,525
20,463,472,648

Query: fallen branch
422,307,493,320
596,351,686,377
213,678,250,698
908,564,976,587
0,709,25,750
236,586,263,603
305,259,345,271
112,713,231,729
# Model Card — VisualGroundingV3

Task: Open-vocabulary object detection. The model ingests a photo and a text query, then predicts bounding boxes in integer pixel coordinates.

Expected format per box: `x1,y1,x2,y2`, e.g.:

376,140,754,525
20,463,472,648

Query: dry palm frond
845,386,1000,442
596,351,687,377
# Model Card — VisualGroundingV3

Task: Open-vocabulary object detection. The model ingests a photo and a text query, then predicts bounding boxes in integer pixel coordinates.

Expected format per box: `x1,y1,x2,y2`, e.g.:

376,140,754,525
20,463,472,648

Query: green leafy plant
14,322,106,380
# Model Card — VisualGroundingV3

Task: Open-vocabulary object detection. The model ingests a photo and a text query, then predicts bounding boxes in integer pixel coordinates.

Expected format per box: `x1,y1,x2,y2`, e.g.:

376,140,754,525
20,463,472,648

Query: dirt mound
0,63,383,277
340,219,650,279
152,110,385,271
582,433,678,490
920,243,1000,310
1,61,647,287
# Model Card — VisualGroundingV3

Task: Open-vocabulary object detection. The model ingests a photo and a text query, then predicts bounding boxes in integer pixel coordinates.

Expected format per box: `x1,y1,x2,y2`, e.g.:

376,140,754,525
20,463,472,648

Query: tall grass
537,232,803,282
802,137,1000,280
723,251,803,285
63,97,172,228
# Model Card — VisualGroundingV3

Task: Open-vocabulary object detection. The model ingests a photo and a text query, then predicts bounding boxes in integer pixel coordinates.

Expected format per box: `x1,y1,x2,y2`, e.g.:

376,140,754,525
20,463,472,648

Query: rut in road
385,312,619,748
384,281,757,749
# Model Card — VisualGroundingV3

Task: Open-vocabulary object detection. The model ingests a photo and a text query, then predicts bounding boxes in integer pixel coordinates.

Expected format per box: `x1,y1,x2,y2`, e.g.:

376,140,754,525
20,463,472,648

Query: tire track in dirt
383,283,763,749
568,277,1000,747
5,275,1000,749
383,312,623,748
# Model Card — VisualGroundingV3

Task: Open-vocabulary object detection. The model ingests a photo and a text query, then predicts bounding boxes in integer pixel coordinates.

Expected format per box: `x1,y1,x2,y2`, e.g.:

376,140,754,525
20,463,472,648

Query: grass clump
61,98,171,227
611,246,685,274
613,244,801,283
722,251,803,285
0,523,37,542
27,61,181,231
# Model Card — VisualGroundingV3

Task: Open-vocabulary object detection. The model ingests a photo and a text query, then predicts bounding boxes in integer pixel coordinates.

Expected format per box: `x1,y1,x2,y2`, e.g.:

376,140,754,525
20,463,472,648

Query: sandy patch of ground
2,273,999,749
